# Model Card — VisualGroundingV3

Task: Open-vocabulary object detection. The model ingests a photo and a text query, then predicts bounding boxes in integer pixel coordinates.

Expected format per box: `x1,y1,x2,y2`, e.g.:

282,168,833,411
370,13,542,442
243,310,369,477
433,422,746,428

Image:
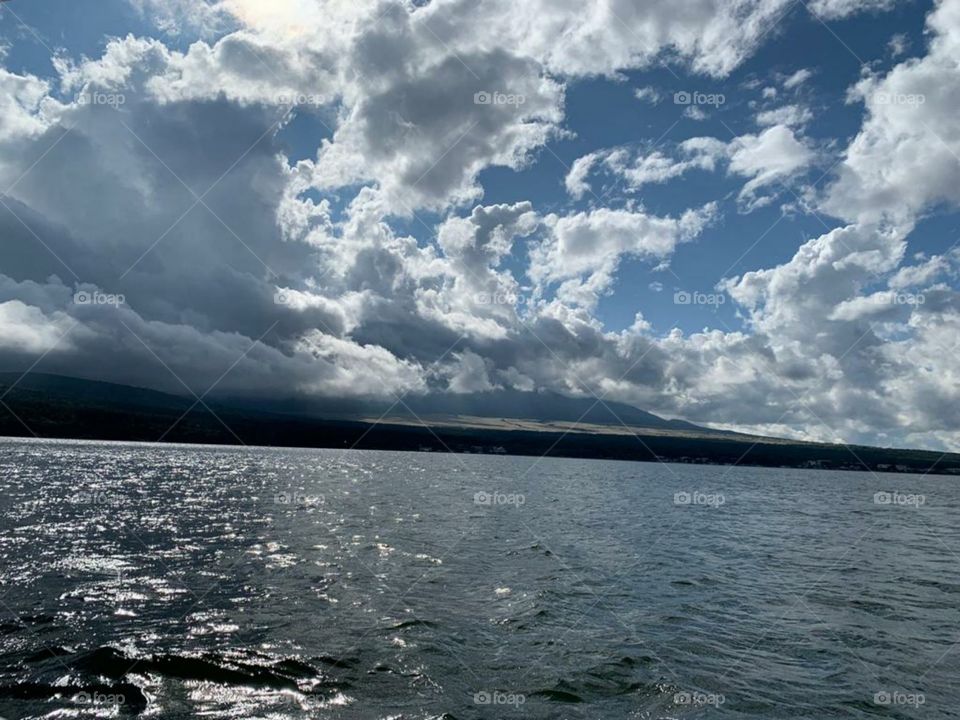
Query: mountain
402,390,709,431
0,372,958,475
220,387,716,433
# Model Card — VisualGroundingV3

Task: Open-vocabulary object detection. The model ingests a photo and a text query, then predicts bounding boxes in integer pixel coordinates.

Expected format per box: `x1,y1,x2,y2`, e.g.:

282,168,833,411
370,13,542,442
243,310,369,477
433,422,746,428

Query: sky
0,0,959,450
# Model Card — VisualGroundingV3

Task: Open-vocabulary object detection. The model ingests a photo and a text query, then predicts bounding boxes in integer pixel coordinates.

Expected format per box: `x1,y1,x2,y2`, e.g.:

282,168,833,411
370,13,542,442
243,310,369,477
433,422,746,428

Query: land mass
0,372,957,475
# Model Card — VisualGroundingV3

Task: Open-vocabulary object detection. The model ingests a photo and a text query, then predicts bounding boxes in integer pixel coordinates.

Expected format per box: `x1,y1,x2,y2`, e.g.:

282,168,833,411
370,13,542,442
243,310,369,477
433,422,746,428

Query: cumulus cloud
564,140,726,199
0,67,50,141
823,0,960,226
564,125,814,210
783,68,813,90
532,204,718,308
727,124,816,209
0,0,955,452
416,0,796,78
755,104,813,128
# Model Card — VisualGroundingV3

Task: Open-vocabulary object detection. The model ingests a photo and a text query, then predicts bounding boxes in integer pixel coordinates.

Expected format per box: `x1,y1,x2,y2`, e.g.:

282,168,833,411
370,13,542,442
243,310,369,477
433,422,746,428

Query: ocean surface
0,437,957,719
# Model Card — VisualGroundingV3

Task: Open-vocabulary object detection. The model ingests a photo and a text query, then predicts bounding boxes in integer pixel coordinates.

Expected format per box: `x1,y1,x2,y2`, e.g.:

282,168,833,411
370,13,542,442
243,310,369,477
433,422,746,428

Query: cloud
888,33,910,57
564,125,814,210
727,124,815,209
418,0,795,78
532,204,718,308
808,0,899,18
565,152,602,200
823,0,960,226
0,0,955,453
755,104,813,128
127,0,233,36
634,86,662,104
564,140,726,199
310,46,564,213
0,67,50,141
783,68,813,89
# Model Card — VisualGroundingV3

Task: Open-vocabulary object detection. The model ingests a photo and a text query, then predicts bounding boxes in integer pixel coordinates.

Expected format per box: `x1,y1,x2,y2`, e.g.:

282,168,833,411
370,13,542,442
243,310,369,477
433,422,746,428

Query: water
0,437,957,719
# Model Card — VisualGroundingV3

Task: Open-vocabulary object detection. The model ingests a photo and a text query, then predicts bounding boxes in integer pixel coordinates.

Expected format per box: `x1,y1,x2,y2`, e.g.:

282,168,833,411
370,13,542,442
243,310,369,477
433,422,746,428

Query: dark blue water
0,437,957,718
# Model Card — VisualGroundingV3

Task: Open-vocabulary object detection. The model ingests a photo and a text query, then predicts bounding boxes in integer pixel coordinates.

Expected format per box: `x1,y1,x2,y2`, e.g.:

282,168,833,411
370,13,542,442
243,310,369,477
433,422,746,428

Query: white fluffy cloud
564,124,813,210
0,68,50,142
808,0,899,19
532,204,717,308
728,124,815,209
824,0,960,226
0,0,956,451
